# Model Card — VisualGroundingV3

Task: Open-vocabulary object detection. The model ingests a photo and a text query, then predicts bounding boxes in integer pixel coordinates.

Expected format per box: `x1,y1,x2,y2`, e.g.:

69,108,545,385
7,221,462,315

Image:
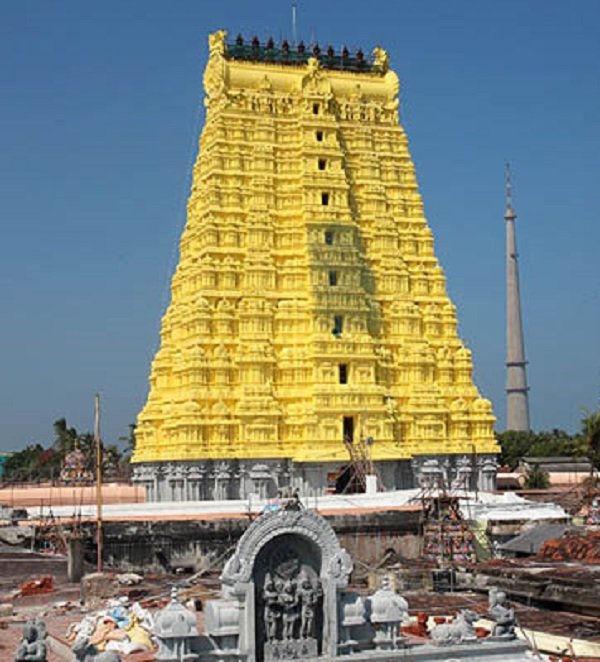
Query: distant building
520,456,593,486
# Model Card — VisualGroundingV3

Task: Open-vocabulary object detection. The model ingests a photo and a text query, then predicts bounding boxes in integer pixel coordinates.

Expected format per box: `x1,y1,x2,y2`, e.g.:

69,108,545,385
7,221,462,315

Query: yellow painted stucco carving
133,32,498,465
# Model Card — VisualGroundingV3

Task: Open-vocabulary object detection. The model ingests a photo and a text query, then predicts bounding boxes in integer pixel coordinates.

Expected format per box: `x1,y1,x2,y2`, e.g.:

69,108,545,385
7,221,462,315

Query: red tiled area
539,529,600,562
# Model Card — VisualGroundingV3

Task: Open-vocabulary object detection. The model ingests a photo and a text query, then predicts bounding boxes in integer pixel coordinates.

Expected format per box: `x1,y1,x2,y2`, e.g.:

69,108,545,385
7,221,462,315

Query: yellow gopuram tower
132,31,498,501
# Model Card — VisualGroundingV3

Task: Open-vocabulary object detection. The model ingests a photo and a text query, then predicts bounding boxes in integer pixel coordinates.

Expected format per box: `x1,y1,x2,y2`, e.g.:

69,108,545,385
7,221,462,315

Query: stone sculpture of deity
14,619,48,662
263,573,282,642
280,579,300,640
298,572,321,639
262,571,322,644
488,588,516,638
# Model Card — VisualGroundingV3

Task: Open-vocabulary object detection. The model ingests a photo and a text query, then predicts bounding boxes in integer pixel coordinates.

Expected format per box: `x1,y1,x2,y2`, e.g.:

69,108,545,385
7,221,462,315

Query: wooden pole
95,393,103,573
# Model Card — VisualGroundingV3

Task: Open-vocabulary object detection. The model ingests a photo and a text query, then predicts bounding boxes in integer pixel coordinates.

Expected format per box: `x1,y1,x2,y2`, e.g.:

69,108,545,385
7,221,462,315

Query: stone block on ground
80,573,119,609
0,602,13,617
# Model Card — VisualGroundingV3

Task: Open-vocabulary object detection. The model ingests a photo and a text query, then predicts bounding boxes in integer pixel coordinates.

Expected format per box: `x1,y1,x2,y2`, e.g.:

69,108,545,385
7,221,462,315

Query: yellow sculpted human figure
132,31,498,500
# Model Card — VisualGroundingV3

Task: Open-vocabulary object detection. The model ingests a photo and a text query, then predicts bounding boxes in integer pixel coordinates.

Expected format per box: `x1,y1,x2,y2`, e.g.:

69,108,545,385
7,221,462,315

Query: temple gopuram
131,31,498,501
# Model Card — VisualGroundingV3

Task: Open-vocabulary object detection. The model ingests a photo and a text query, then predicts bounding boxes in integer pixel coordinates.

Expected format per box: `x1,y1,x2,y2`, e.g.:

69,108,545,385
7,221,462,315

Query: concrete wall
100,509,422,574
0,482,145,508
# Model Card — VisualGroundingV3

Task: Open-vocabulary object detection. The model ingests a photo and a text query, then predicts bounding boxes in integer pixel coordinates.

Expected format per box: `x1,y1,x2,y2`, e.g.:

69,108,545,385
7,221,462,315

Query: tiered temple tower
131,31,498,501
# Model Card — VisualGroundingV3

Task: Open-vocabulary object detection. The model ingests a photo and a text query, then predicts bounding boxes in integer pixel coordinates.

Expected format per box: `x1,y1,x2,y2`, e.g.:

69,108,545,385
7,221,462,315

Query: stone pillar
67,537,84,583
478,458,498,493
154,466,164,501
145,479,154,502
198,463,209,500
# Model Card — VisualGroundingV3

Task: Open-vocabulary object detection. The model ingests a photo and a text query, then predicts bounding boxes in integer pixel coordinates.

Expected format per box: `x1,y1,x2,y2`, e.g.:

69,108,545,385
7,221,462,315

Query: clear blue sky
1,1,599,450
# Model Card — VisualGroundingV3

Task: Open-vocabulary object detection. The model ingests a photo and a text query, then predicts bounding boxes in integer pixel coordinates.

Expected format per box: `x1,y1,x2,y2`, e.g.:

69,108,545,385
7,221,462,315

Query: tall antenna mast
505,163,530,431
292,2,298,46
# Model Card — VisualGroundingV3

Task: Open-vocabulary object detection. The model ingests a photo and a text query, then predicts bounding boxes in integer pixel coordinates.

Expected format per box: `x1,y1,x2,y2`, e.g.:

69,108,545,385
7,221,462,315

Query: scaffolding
338,436,383,494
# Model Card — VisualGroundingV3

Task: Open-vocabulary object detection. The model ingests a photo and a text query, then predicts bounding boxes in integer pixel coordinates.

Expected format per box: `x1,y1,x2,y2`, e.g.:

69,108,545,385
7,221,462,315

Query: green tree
52,418,79,455
3,418,130,484
2,443,62,482
119,423,137,457
496,429,586,470
523,463,550,489
582,409,600,472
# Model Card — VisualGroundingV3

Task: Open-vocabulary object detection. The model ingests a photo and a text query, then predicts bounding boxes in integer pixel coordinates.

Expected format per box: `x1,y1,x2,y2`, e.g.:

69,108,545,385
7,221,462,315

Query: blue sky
1,1,599,449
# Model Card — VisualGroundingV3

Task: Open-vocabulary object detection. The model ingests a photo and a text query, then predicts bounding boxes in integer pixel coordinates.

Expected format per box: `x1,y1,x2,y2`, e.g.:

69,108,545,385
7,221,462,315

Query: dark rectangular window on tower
328,270,338,286
316,130,324,142
318,158,326,171
339,364,348,384
313,103,320,115
321,192,330,206
343,416,354,443
324,230,334,245
333,315,343,336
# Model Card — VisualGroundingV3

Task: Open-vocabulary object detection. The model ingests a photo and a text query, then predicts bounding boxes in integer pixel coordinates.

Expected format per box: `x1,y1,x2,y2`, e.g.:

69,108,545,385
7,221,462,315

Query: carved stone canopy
221,507,351,588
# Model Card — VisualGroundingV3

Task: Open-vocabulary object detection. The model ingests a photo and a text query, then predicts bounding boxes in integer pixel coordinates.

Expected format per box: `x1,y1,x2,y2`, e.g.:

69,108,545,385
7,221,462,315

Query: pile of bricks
538,530,600,562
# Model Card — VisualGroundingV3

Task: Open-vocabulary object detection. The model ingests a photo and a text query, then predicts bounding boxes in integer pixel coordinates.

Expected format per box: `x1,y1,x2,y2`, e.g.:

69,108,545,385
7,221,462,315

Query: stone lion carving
208,30,226,56
430,609,479,645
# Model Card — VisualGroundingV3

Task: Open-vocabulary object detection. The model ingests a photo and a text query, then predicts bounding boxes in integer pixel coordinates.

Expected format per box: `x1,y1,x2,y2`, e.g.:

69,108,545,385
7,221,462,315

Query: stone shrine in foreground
132,31,498,501
170,495,531,661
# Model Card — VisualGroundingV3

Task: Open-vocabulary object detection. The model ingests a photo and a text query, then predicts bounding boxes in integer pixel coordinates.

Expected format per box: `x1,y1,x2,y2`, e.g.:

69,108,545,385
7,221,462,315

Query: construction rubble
66,597,155,657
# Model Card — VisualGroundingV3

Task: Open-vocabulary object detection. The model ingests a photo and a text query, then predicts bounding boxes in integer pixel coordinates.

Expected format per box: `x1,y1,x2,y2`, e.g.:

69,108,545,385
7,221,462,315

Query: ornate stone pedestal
264,638,317,661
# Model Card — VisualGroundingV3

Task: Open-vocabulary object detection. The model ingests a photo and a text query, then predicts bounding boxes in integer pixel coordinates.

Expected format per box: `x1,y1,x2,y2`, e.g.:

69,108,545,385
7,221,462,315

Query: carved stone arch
221,508,350,587
216,506,352,661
